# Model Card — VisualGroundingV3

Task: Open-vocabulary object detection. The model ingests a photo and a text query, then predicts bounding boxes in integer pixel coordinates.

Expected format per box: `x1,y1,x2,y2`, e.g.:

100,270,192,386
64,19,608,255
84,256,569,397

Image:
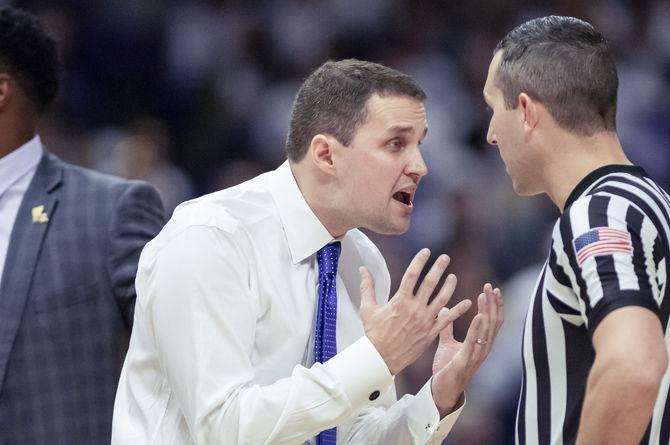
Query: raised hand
359,248,472,376
430,283,504,415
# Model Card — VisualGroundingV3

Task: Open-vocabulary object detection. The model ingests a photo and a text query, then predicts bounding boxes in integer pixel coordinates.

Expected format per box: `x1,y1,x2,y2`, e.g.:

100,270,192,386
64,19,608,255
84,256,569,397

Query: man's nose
406,148,428,180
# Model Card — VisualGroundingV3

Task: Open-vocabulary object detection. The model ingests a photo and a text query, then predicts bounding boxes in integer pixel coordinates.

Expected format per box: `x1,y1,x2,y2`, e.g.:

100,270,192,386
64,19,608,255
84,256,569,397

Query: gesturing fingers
482,284,504,346
483,284,497,347
432,299,472,338
461,312,484,361
397,248,431,297
475,292,492,354
428,273,457,316
416,254,451,303
494,287,504,335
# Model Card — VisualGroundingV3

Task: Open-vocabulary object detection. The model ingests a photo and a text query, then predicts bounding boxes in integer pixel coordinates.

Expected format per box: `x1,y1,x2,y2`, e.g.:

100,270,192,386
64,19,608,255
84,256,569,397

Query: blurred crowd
7,0,669,443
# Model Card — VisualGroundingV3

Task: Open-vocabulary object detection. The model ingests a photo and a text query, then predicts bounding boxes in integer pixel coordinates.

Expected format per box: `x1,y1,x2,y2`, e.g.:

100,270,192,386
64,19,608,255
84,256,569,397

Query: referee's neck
544,131,629,213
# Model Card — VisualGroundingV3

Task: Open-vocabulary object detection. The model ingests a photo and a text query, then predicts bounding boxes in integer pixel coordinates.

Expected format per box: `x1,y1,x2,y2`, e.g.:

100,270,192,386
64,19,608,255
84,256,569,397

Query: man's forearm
576,358,662,444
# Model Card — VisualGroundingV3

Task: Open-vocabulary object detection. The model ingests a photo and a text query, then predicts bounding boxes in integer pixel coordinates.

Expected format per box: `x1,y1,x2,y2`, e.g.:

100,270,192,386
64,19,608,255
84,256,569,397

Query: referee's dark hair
494,15,618,137
0,7,60,114
285,59,426,162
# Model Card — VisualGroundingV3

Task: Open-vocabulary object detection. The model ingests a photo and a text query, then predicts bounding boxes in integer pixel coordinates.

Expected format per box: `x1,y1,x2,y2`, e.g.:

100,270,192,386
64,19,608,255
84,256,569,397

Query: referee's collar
564,164,648,211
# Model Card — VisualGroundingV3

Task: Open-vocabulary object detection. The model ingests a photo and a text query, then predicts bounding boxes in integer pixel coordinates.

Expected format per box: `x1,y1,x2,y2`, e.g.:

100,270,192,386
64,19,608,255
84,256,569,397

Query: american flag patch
573,227,633,266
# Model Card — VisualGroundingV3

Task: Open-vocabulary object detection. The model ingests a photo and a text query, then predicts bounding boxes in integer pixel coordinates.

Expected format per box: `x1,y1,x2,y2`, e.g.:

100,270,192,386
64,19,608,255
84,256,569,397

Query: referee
484,16,670,445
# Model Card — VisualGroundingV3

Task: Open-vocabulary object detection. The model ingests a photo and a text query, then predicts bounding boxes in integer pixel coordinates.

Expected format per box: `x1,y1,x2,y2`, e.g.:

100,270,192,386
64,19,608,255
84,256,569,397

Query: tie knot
317,242,341,276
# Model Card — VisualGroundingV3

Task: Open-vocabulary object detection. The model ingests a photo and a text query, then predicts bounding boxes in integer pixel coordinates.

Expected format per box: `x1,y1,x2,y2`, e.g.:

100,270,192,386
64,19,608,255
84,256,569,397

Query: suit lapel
0,154,62,389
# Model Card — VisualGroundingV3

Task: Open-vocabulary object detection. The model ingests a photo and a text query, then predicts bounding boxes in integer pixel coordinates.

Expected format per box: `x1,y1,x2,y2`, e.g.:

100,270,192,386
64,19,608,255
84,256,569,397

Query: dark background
9,0,669,442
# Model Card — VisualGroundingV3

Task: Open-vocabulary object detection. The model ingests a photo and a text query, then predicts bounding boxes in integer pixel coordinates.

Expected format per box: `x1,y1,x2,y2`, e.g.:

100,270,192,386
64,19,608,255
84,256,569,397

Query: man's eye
388,139,403,149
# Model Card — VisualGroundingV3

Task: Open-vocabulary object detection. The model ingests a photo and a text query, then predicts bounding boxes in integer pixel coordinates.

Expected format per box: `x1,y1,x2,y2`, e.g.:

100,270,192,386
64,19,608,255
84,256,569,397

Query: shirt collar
564,164,647,210
0,135,43,197
269,161,337,264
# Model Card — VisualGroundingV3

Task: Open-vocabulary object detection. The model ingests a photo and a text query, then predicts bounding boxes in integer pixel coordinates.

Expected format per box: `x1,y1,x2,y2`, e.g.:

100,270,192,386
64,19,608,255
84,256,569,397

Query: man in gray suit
0,7,165,444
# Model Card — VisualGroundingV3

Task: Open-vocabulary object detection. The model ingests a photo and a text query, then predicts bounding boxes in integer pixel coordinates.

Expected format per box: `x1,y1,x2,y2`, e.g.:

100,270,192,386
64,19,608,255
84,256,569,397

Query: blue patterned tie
314,242,341,445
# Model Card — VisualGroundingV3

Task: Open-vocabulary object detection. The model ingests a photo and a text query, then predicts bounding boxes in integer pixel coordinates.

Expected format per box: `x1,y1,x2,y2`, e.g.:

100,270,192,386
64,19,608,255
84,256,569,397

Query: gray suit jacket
0,153,165,444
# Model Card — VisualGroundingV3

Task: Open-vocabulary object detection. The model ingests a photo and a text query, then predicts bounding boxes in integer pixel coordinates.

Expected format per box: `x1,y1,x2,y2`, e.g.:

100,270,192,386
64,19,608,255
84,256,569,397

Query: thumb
436,299,472,343
436,307,454,343
359,266,378,314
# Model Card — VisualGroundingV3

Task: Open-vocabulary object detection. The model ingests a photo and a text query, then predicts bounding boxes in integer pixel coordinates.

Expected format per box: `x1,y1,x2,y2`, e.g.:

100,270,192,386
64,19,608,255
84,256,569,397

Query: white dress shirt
112,161,462,444
0,136,42,286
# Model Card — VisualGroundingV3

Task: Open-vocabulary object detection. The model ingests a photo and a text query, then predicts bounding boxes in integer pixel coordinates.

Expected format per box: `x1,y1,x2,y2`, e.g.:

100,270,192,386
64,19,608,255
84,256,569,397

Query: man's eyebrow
385,125,428,137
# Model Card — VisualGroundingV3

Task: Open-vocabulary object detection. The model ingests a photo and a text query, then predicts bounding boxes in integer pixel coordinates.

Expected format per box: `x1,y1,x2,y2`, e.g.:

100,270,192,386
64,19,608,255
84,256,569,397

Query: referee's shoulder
561,193,596,223
563,192,638,222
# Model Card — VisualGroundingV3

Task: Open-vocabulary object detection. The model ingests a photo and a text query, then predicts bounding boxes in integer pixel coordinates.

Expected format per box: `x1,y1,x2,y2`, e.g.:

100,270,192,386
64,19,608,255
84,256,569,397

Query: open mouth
392,191,412,206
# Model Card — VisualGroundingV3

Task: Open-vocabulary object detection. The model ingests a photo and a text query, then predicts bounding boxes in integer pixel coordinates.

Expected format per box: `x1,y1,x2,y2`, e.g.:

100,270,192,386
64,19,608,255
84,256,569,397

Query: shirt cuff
324,336,394,410
406,378,465,442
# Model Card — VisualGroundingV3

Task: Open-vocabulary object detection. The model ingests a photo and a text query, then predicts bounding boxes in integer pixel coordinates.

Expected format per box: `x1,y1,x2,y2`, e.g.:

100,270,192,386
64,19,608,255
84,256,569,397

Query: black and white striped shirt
516,165,670,445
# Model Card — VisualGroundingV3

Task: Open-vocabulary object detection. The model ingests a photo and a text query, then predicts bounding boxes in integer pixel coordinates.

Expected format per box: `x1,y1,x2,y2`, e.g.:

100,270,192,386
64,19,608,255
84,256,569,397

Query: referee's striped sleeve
560,194,659,334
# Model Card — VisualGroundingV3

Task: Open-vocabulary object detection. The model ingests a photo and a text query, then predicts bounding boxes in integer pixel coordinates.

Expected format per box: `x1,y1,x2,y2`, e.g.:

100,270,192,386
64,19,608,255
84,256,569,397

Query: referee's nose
487,125,498,146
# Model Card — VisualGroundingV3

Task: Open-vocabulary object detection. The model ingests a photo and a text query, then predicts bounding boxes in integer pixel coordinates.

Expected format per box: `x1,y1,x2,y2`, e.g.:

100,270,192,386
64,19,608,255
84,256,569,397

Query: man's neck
290,160,351,239
543,131,630,213
0,119,37,159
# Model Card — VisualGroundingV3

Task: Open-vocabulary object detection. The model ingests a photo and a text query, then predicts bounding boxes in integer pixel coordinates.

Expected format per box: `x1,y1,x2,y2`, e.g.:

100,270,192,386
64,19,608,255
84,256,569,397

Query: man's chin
367,218,411,236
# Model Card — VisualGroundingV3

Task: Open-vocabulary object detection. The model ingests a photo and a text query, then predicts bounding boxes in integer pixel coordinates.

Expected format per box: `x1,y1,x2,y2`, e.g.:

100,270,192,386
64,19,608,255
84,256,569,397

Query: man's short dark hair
285,59,426,162
0,7,59,113
495,15,618,136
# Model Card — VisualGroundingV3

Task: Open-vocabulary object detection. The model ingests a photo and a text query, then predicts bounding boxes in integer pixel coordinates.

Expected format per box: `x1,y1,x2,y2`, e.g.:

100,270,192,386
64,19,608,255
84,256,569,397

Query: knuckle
421,278,436,291
390,298,403,311
434,291,449,305
405,269,419,281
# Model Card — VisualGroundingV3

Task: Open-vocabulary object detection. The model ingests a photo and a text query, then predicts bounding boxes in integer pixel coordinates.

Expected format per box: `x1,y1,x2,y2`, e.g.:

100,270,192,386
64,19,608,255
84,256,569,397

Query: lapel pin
31,205,49,223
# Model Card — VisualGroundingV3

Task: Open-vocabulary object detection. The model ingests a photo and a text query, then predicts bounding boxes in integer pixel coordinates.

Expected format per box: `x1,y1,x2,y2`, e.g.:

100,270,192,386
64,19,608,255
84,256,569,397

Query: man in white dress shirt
113,59,503,444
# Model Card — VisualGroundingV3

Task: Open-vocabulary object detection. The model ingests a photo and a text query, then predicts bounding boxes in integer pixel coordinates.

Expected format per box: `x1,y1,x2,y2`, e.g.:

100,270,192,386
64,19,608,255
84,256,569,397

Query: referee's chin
511,178,544,197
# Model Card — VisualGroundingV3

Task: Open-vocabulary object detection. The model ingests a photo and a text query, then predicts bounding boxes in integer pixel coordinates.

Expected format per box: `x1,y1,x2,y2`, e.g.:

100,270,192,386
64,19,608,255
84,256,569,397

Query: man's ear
518,92,539,136
308,134,337,174
0,73,12,111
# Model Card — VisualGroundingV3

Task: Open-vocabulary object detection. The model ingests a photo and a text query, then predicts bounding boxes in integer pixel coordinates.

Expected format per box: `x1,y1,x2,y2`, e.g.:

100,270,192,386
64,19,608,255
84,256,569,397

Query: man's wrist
431,377,464,417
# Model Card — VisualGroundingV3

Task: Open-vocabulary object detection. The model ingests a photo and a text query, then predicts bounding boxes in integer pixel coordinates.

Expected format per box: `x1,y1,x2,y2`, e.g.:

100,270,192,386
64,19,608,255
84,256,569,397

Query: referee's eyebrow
421,126,428,143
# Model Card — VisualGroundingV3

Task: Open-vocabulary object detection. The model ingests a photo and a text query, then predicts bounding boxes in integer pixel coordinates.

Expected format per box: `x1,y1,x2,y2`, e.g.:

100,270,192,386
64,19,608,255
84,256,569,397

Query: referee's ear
519,92,539,135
